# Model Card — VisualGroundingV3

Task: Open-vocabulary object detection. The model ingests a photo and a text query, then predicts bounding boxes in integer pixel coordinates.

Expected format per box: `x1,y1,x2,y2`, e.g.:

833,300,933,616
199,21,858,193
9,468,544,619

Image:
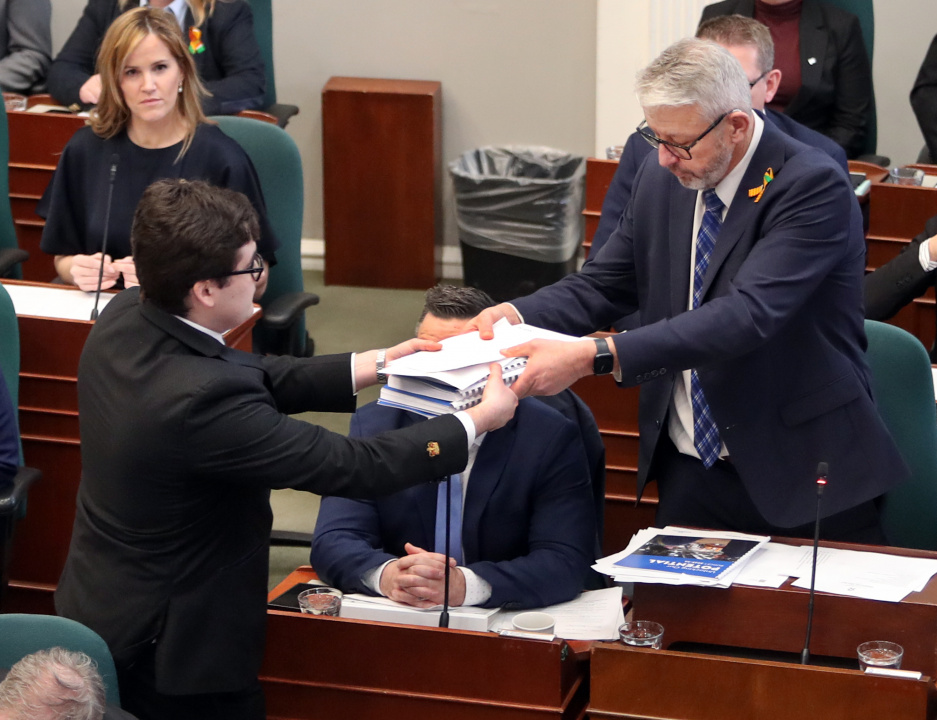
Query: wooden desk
7,109,87,282
589,642,935,719
262,568,588,720
2,281,257,614
631,541,937,679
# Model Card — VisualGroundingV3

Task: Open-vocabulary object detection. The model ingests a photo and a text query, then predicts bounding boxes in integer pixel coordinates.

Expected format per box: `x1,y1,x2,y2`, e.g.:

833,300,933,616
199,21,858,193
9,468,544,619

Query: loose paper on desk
491,587,625,641
594,526,770,588
3,282,113,321
786,546,937,602
386,318,581,377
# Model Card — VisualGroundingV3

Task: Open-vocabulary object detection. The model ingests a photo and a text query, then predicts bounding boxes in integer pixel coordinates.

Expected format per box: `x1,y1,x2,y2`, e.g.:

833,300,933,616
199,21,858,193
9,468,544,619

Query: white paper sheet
3,282,112,321
490,586,626,641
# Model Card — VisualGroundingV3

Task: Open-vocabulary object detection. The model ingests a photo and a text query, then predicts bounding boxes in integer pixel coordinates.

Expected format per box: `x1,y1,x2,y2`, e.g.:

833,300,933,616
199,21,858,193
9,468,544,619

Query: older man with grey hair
470,37,905,543
0,648,135,720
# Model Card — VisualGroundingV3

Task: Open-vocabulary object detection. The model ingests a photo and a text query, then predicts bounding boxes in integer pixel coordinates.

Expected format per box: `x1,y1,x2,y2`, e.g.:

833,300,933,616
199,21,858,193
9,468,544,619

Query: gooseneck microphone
439,474,452,628
800,461,828,665
90,154,120,321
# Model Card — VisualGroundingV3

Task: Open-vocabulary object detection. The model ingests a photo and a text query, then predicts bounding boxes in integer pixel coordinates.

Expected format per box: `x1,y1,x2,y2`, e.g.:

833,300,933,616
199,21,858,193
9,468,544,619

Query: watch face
594,339,614,375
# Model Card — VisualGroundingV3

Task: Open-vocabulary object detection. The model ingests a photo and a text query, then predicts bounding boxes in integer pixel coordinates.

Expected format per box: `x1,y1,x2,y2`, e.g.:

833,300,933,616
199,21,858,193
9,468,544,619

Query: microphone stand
91,156,119,321
439,474,452,628
801,461,828,665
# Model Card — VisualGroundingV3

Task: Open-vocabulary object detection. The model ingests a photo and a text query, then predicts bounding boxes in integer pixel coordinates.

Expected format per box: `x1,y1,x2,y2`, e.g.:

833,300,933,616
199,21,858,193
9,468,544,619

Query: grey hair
0,648,105,720
697,14,775,75
635,37,752,120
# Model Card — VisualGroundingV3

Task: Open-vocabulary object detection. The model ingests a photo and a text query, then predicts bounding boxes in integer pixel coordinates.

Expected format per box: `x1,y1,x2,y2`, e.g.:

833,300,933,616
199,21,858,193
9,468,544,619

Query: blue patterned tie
435,474,463,565
691,189,723,468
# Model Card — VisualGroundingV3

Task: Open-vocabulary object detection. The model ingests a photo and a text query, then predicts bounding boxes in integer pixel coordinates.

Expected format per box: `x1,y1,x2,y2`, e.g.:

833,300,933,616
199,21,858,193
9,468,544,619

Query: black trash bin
449,146,585,302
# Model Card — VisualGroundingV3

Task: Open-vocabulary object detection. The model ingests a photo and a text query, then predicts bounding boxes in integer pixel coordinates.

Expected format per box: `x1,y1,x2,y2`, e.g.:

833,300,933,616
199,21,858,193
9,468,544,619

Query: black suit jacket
48,0,265,115
911,34,937,163
701,0,872,158
864,213,937,360
55,288,467,695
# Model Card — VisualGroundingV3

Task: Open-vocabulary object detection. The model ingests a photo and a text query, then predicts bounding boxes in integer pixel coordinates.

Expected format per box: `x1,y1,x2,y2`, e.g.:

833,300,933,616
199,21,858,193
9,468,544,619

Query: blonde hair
90,7,209,157
118,0,217,28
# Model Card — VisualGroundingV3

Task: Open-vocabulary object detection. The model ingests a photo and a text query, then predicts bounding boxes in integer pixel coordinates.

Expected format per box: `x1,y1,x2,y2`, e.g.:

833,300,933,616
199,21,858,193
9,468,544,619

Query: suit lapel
699,122,788,300
669,184,696,316
460,419,517,563
785,1,826,118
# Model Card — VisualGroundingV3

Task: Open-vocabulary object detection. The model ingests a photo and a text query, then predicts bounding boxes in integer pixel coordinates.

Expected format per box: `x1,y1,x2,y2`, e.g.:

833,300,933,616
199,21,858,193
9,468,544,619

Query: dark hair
131,179,259,316
418,285,495,323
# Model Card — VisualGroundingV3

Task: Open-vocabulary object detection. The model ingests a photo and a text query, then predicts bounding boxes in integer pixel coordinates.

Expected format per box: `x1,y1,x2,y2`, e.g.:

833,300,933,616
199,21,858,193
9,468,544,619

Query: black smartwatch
593,337,614,375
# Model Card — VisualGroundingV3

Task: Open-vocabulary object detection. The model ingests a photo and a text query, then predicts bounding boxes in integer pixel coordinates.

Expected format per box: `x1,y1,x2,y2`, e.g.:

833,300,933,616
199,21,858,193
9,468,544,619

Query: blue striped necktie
691,188,723,468
434,474,463,565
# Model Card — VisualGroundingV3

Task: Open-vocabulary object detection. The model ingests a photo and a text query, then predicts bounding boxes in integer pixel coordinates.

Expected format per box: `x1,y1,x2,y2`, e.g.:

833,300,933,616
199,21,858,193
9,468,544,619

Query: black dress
38,123,278,264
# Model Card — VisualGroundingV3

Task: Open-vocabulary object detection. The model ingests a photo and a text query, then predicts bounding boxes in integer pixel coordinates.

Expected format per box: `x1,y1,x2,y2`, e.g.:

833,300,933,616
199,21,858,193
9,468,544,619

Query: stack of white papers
380,319,581,416
735,543,937,602
594,526,770,588
339,593,500,632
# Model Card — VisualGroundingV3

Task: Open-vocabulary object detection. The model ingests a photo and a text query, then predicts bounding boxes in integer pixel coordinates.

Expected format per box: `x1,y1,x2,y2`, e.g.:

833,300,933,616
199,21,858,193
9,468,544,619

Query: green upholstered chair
0,283,41,604
0,102,28,278
865,320,937,550
0,614,120,707
244,0,299,128
822,0,885,163
211,115,317,356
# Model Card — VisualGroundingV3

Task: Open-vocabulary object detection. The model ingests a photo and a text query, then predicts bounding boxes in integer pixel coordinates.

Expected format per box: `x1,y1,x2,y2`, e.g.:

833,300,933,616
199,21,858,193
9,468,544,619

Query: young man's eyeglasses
636,110,734,161
215,252,264,282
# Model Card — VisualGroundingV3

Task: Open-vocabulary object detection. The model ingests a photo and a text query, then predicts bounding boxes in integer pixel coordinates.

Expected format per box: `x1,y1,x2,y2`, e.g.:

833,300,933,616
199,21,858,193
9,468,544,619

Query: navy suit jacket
514,119,906,529
701,0,872,158
587,110,849,264
311,398,597,610
48,0,265,115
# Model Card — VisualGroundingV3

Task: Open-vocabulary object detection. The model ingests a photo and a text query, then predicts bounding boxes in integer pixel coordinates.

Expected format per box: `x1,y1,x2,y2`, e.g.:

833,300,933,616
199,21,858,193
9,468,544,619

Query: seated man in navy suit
588,14,849,268
311,285,598,610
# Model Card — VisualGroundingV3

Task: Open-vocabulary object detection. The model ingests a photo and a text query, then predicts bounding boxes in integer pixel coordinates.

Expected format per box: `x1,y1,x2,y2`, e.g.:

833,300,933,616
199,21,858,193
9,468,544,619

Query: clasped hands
379,542,466,608
70,253,139,292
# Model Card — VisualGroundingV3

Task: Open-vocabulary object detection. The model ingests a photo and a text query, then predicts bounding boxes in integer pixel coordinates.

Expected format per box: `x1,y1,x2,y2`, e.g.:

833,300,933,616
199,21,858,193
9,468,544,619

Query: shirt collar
140,0,188,31
711,110,764,212
174,314,226,345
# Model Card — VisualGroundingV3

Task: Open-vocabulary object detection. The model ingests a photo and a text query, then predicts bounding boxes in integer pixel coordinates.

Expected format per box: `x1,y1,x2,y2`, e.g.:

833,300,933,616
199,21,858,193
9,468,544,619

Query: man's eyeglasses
748,70,768,88
216,252,264,282
636,110,733,161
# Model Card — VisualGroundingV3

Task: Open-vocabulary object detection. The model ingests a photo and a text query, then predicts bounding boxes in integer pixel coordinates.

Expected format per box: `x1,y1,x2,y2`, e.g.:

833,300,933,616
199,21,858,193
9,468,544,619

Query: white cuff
920,240,937,272
363,559,394,595
452,410,476,448
459,566,493,606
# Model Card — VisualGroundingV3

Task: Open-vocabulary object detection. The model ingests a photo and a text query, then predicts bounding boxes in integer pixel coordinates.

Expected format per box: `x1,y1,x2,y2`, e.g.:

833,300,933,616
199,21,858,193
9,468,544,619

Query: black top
0,372,17,483
38,123,278,263
47,0,266,115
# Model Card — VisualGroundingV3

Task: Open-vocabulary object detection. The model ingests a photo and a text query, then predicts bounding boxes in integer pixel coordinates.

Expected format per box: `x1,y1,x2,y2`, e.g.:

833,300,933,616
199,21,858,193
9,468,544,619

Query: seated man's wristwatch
593,337,614,375
376,349,388,384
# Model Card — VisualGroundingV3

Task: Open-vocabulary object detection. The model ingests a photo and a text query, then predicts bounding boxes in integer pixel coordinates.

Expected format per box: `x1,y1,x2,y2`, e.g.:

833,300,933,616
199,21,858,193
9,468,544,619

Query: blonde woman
38,7,276,292
48,0,265,115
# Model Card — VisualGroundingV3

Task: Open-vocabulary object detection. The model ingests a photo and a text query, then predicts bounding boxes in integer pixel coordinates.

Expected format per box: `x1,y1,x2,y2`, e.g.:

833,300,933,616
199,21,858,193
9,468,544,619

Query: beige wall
51,0,597,255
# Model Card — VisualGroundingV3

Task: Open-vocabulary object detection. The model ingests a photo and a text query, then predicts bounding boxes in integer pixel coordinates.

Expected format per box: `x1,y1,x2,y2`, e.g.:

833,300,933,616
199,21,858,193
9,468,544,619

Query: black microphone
800,461,828,665
90,153,120,321
439,474,452,628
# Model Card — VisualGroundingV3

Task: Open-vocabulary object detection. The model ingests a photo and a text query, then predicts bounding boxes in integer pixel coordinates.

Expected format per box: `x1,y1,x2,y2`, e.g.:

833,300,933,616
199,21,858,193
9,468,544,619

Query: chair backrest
210,115,306,350
0,101,22,279
865,320,937,550
244,0,277,107
0,614,120,706
822,0,877,155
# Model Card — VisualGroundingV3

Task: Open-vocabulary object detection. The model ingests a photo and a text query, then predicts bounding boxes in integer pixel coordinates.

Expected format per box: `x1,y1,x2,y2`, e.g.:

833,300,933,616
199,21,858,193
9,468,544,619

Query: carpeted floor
267,270,433,589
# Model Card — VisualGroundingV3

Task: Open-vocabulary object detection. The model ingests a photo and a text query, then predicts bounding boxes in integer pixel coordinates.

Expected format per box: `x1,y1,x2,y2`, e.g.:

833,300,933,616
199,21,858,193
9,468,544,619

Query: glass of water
857,641,903,671
297,586,342,616
619,620,664,649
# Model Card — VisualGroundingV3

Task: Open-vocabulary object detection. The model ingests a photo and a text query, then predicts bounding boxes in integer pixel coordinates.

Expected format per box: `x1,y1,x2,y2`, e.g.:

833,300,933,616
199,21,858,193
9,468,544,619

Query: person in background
38,7,276,296
700,0,872,159
0,0,51,95
469,38,904,544
312,285,598,611
55,180,517,720
0,647,137,720
48,0,264,115
864,213,937,361
911,32,937,163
